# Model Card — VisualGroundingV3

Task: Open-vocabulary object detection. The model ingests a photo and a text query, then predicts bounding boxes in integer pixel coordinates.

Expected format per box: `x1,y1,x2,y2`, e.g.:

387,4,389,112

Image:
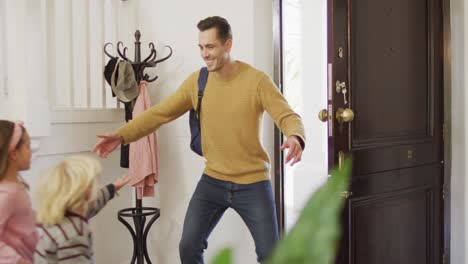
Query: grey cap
111,61,139,103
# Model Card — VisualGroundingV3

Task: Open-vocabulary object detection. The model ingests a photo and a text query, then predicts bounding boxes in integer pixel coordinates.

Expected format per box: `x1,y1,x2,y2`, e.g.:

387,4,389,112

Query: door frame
272,0,285,236
271,0,452,261
442,0,451,263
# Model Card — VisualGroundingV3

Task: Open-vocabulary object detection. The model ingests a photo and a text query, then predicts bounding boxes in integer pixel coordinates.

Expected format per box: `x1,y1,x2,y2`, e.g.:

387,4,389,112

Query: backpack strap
196,67,209,119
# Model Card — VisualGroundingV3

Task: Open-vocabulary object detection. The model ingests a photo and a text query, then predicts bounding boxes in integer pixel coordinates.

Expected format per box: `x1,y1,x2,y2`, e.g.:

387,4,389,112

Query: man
92,16,305,263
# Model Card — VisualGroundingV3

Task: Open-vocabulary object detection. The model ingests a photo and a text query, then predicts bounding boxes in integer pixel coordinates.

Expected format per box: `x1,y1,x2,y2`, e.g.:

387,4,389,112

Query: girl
33,155,130,264
0,120,38,264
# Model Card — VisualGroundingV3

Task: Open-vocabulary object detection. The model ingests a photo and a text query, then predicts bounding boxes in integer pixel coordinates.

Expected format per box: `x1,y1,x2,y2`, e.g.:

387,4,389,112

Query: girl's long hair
0,120,26,180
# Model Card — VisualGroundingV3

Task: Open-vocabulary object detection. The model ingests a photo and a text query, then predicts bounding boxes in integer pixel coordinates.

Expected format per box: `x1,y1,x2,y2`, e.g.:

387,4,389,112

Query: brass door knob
318,109,328,122
336,108,354,124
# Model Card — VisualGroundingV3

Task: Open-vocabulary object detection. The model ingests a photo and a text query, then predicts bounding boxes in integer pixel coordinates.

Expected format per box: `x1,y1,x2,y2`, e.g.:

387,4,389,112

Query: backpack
189,67,208,156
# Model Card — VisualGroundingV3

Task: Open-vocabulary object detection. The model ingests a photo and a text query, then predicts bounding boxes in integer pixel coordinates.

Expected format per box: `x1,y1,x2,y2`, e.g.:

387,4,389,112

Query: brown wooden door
327,0,445,263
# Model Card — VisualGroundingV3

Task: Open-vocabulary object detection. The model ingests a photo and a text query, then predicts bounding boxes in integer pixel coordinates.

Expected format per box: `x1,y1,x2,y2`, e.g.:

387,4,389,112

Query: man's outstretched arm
92,72,197,158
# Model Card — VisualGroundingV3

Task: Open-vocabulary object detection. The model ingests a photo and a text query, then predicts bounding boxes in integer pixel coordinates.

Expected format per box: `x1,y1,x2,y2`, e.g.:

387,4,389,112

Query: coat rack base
118,207,160,264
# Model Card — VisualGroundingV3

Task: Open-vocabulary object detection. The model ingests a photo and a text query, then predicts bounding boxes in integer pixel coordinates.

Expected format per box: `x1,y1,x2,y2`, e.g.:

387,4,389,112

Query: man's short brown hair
197,16,232,42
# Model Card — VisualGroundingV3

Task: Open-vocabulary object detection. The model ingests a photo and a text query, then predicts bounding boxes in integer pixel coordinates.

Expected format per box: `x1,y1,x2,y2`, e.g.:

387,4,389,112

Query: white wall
450,0,468,263
0,0,5,99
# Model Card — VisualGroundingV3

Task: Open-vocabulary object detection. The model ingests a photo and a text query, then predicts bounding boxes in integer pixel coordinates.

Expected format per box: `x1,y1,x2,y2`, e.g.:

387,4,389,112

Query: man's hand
280,135,303,166
91,133,123,158
113,174,131,191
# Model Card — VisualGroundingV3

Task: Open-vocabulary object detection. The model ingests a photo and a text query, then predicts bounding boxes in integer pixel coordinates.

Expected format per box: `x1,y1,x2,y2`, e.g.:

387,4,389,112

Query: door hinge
443,123,447,143
442,184,446,200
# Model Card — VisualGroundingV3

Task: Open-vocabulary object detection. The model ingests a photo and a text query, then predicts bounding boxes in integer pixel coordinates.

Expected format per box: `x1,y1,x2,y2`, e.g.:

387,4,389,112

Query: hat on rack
104,57,119,87
111,61,139,103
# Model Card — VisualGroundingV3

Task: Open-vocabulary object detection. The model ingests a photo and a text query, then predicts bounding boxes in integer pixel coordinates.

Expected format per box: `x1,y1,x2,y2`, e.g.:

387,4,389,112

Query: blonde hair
36,155,102,225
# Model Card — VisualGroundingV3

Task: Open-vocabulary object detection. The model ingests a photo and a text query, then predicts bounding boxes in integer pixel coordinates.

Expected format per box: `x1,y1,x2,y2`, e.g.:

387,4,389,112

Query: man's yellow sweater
118,61,305,184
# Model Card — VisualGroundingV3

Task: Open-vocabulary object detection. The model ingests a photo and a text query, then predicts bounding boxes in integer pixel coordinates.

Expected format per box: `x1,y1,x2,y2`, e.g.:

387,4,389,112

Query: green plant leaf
211,247,233,264
267,159,352,264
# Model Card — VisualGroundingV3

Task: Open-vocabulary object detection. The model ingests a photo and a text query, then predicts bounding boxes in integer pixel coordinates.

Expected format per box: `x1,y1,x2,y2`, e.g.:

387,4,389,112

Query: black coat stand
104,30,172,264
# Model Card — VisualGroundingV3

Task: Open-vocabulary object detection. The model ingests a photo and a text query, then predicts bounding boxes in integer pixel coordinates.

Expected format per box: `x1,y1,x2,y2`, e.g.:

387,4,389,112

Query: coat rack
104,30,172,83
104,30,172,264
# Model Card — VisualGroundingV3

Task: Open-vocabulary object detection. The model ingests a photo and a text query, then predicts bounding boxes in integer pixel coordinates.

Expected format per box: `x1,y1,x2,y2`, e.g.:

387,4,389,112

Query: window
45,0,136,110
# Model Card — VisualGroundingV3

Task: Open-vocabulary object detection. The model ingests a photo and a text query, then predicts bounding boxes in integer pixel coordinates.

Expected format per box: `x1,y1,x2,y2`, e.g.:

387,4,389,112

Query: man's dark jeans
179,174,279,264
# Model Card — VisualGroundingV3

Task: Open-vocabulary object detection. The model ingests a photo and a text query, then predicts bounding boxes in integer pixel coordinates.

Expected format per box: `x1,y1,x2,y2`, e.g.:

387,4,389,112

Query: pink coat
130,81,159,199
0,181,38,263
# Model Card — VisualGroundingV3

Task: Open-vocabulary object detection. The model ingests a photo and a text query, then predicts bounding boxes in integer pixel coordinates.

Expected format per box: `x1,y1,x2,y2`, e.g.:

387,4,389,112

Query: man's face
198,28,232,72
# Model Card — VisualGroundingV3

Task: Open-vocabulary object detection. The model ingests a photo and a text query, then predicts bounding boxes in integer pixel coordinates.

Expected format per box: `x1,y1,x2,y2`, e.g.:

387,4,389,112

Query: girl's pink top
0,181,38,263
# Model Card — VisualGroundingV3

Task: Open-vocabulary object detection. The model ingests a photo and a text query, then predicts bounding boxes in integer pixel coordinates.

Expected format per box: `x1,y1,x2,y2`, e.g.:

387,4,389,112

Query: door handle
318,109,328,122
336,108,354,124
